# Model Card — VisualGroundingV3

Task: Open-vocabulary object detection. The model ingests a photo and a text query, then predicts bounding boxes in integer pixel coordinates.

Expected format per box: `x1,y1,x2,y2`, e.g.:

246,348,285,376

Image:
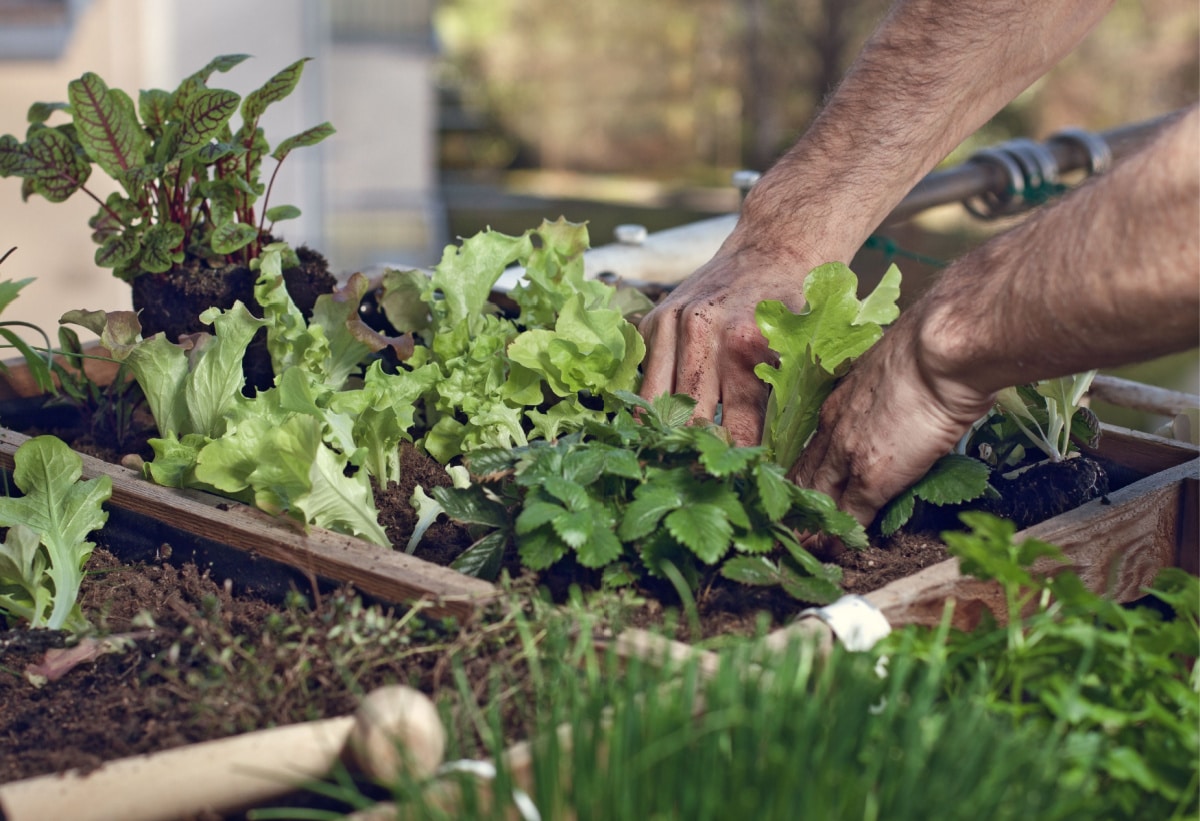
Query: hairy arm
638,0,1115,445
793,104,1200,528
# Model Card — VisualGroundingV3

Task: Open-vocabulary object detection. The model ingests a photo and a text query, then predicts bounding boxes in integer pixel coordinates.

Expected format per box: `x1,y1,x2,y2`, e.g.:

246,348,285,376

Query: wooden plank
865,456,1198,631
0,428,498,619
1178,477,1198,577
1089,374,1199,417
1082,424,1198,476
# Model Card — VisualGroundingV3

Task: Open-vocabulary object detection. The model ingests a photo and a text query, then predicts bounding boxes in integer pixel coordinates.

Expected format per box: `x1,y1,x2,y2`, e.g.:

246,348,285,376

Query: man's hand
790,315,995,529
637,240,813,447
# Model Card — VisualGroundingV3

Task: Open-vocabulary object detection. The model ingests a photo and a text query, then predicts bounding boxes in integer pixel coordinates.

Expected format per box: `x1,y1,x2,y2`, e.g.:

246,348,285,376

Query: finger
675,342,721,427
673,309,722,426
637,309,677,402
715,369,768,447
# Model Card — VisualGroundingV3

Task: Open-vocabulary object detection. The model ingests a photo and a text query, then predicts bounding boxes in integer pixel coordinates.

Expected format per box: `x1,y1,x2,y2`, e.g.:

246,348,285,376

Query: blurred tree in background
435,0,1198,178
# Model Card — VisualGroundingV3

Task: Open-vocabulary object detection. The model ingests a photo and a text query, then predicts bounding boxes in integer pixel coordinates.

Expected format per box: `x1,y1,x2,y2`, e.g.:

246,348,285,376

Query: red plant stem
257,159,285,250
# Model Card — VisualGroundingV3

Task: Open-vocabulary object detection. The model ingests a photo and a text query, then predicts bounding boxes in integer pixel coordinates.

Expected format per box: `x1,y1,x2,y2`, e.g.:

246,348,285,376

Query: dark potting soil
0,548,542,795
130,244,337,392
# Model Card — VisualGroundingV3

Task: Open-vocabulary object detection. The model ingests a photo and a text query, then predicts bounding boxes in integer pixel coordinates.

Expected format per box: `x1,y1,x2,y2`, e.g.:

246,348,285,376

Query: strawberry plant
0,54,334,281
432,391,866,603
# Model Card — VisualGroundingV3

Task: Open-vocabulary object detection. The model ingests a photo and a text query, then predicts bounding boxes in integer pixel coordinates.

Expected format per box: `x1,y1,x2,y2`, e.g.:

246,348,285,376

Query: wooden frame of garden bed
0,426,497,619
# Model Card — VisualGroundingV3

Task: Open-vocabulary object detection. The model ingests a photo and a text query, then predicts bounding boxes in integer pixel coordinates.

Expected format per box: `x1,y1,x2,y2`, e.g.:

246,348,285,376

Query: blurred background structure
0,0,1196,416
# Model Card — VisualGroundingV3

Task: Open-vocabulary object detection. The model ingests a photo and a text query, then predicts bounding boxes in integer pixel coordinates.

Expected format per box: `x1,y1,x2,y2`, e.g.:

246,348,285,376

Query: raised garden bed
0,333,1195,625
1,359,1194,628
0,351,1196,818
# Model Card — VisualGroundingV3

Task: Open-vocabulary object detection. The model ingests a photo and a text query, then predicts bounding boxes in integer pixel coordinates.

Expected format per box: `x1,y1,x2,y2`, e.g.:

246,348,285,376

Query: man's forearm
917,104,1200,397
735,0,1114,262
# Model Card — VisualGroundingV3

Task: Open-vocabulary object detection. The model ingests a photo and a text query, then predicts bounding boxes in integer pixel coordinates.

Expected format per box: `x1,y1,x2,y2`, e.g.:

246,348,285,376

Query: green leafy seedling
0,436,112,631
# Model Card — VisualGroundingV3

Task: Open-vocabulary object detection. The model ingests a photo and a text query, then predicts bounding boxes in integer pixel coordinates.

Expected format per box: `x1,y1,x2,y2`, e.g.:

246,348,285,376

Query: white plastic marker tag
437,760,542,821
798,594,892,651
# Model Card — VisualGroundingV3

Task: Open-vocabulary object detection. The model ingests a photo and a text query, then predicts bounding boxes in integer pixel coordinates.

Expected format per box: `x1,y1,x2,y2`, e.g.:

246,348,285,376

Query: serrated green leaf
576,523,624,568
756,262,900,469
185,303,265,437
664,503,732,564
0,436,111,630
561,446,609,486
517,528,567,570
754,461,793,520
601,447,643,480
731,530,775,554
0,524,50,626
551,508,592,549
617,483,681,542
912,454,992,506
694,430,759,476
516,500,567,536
540,475,589,511
879,491,916,537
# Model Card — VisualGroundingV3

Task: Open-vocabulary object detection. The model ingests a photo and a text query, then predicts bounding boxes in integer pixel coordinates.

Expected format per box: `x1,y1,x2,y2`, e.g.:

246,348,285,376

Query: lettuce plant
754,262,901,469
986,373,1101,465
377,219,647,463
57,223,648,551
0,54,334,280
0,436,112,631
61,246,393,546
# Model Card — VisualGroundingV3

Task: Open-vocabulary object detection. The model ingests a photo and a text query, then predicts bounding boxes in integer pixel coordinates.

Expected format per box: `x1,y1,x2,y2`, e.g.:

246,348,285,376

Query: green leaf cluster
970,374,1102,469
61,253,402,546
0,436,111,631
433,391,865,604
887,512,1200,819
754,261,995,535
378,218,646,463
56,222,646,552
0,54,334,280
877,453,993,536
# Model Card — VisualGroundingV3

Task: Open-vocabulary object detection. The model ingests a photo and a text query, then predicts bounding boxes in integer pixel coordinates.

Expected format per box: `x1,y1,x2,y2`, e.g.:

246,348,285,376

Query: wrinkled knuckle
723,323,769,362
676,304,714,337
